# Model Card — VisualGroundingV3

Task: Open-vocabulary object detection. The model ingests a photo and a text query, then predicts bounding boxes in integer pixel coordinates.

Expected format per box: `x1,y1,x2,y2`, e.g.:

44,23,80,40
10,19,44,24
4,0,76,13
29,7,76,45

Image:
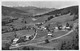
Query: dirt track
9,23,77,49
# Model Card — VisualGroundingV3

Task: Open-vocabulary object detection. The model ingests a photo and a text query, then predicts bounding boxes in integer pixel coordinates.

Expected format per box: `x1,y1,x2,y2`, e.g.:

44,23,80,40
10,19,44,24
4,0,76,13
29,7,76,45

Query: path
10,29,74,49
9,23,77,49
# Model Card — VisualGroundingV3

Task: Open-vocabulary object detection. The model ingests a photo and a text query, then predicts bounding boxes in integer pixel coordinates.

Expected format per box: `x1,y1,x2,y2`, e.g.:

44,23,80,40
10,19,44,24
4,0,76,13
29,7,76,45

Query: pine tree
66,23,69,27
45,39,49,43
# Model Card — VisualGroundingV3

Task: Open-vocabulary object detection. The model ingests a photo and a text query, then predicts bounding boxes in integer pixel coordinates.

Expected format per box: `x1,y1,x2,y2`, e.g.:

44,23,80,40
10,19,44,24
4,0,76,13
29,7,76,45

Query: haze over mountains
2,6,56,17
13,6,56,15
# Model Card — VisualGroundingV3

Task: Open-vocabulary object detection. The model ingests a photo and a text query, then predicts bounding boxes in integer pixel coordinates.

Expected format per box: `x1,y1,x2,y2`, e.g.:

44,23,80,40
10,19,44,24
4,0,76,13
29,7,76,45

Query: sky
2,1,78,9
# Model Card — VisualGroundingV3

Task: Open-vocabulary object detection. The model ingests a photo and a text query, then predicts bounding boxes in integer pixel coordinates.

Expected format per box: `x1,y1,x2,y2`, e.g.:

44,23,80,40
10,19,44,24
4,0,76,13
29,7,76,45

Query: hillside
2,5,79,50
13,6,56,15
2,6,32,17
34,5,78,17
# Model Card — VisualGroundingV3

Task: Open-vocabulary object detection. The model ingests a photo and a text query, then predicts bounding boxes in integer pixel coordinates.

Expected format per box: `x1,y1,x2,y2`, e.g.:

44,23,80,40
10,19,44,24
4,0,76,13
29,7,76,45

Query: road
9,28,74,49
9,23,77,49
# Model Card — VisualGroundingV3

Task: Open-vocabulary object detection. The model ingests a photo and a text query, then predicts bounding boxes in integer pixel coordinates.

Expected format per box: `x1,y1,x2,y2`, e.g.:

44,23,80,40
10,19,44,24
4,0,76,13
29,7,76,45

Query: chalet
61,23,72,31
35,22,44,28
61,25,66,31
12,38,19,44
55,27,58,29
40,26,46,30
23,35,32,41
13,30,35,43
25,36,30,40
65,26,71,30
47,32,53,37
12,34,34,45
48,33,52,36
54,27,58,32
32,18,37,21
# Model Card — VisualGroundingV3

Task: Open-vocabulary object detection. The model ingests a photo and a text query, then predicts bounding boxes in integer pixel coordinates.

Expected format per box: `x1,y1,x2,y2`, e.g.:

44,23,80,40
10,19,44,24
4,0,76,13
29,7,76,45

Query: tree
60,32,79,50
66,23,69,27
73,15,78,21
45,25,50,32
47,16,54,21
58,25,62,30
45,39,49,43
22,47,28,50
2,43,11,50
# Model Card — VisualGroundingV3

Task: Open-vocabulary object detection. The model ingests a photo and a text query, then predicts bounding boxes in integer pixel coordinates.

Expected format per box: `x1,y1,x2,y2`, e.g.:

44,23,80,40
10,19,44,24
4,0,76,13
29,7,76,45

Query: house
25,36,30,40
12,38,19,44
41,26,46,30
61,25,66,31
47,32,53,37
65,26,71,30
13,35,32,44
32,18,37,21
61,23,72,31
48,33,52,36
54,27,58,32
23,35,32,41
55,27,58,29
15,30,35,41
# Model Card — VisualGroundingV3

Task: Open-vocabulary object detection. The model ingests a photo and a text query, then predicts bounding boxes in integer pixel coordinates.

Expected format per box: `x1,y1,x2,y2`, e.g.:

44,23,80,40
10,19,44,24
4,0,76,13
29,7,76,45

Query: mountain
2,6,33,17
13,6,56,15
34,5,78,17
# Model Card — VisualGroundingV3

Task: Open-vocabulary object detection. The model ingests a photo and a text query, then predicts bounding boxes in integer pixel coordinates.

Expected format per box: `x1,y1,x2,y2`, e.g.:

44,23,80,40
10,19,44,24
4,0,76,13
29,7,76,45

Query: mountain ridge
34,5,78,17
13,6,56,15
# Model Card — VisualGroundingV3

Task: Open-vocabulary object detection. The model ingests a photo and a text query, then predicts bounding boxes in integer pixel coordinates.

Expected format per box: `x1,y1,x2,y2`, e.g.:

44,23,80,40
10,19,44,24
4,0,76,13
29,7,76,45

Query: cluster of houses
35,22,73,34
11,21,73,46
11,34,35,46
11,30,37,46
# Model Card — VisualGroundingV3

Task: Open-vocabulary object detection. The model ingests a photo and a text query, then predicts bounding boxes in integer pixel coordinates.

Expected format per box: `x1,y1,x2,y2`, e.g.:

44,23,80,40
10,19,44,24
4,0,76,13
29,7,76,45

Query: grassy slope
2,6,31,17
34,6,78,17
43,14,74,26
14,6,55,15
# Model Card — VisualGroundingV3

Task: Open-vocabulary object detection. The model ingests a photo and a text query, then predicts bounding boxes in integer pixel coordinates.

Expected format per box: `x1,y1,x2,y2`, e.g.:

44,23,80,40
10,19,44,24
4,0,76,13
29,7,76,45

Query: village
2,1,78,49
10,21,73,47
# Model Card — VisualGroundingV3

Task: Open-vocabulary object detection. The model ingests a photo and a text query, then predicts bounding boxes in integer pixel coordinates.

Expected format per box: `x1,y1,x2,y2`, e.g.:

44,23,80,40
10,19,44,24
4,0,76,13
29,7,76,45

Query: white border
0,0,80,51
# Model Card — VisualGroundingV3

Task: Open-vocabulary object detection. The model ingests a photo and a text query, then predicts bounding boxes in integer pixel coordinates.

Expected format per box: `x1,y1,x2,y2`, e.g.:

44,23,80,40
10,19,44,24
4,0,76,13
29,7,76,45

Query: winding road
9,23,77,49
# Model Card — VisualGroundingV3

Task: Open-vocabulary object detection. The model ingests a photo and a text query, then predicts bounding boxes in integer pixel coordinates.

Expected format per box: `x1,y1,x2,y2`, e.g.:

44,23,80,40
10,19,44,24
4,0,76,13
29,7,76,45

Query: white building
48,32,52,36
65,27,70,29
61,25,66,31
55,27,58,29
32,18,37,21
48,33,52,36
13,38,19,44
41,26,46,30
54,27,58,32
47,32,53,37
25,35,30,40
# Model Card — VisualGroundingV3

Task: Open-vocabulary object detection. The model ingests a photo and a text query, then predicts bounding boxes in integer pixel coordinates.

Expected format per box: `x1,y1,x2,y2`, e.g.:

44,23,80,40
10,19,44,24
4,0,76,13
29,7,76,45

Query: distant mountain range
2,5,78,18
13,6,56,15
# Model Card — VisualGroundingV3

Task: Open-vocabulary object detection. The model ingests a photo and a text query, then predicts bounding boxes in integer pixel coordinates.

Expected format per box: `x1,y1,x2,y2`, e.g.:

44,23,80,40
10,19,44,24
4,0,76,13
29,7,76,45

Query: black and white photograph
2,0,79,50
